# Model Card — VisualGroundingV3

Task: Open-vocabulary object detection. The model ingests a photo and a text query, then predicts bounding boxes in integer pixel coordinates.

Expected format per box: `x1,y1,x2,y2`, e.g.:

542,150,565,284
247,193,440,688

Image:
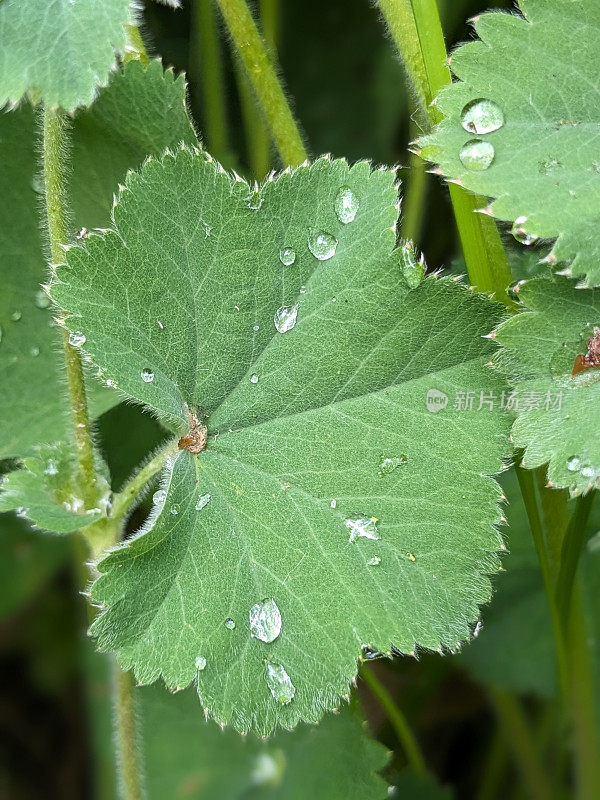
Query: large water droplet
378,455,407,477
141,368,154,383
279,247,296,266
334,186,359,224
511,216,539,246
195,655,207,671
68,331,86,347
345,517,380,543
34,289,51,309
249,599,282,643
153,489,167,505
250,373,259,384
170,504,180,515
225,617,236,630
274,304,298,333
265,663,295,704
460,98,505,134
459,139,495,171
566,456,581,472
195,493,211,511
307,228,337,260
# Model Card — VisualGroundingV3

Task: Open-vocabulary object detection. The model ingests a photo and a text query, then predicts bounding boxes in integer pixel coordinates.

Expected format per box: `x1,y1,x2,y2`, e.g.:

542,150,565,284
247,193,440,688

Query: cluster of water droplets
458,98,504,172
566,453,600,484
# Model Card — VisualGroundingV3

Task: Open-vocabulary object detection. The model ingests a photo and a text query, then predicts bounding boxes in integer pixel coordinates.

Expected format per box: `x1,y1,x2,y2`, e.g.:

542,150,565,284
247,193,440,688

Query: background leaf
494,276,600,494
52,151,511,733
420,0,600,286
0,0,131,111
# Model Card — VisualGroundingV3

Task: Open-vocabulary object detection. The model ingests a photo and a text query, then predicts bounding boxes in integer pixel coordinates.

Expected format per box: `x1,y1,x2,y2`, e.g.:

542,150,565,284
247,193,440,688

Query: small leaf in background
52,151,511,732
0,60,197,461
141,685,389,800
0,443,109,533
494,277,600,495
0,0,131,111
419,0,600,286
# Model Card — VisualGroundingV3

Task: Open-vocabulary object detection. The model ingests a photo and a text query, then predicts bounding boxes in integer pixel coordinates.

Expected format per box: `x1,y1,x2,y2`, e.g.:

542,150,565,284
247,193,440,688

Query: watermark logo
426,389,449,413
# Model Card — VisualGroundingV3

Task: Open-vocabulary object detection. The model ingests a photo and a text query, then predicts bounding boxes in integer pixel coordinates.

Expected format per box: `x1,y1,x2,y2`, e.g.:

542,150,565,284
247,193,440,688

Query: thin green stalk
377,0,514,305
110,441,179,523
477,728,508,800
401,124,429,244
189,0,229,161
359,664,426,777
215,0,307,166
555,492,595,625
114,666,144,800
488,688,553,800
43,108,100,512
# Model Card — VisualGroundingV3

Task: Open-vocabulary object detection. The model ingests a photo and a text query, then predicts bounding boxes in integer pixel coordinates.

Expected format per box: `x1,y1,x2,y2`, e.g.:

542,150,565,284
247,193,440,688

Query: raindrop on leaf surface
274,304,298,333
250,373,259,384
459,139,495,171
69,331,86,347
170,504,180,515
511,217,539,246
367,556,381,566
566,456,581,472
195,493,211,511
153,489,167,505
249,599,282,643
141,368,154,383
279,247,296,266
307,228,337,260
378,455,407,477
225,618,236,630
34,289,51,309
265,663,295,704
345,517,380,542
334,186,359,224
195,655,207,671
460,98,505,134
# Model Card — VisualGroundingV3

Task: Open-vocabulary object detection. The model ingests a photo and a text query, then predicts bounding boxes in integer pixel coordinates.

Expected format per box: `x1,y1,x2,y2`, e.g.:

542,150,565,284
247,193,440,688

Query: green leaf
52,151,511,733
0,60,197,460
388,770,452,800
420,0,600,287
0,0,131,111
0,443,109,533
141,685,388,799
494,277,600,495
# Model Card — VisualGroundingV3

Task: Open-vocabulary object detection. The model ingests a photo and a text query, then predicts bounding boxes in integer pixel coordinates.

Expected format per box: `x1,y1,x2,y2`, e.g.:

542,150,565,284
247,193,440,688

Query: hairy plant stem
114,666,144,800
378,0,514,306
43,108,101,515
359,664,426,777
516,466,599,799
488,688,552,800
215,0,307,167
110,441,179,523
190,0,229,161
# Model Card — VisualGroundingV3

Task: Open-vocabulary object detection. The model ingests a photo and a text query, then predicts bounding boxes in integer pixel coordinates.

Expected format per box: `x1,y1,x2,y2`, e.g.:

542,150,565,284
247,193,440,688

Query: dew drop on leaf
345,517,380,542
265,662,295,705
279,247,296,266
511,217,539,246
252,324,260,331
11,310,22,321
274,304,298,333
398,242,425,289
250,373,259,384
68,331,86,347
459,139,495,171
330,499,337,509
34,289,51,309
195,493,211,511
44,459,58,476
566,456,581,472
460,98,505,134
377,455,407,477
367,556,381,566
30,346,39,357
225,617,236,630
246,187,263,210
361,644,382,660
299,285,307,294
195,655,207,671
334,186,359,224
249,598,282,643
307,228,337,260
170,503,180,515
141,368,154,383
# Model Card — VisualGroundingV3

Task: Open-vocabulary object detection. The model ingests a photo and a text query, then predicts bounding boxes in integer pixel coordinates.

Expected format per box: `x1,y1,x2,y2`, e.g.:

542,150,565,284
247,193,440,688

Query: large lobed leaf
0,60,197,461
420,0,600,286
51,151,511,733
494,277,600,495
0,0,131,111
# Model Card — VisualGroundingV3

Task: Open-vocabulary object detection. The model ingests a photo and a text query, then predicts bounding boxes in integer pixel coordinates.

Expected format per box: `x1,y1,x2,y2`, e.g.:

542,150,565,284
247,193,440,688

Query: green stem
190,0,229,161
110,441,179,523
555,492,595,626
488,688,553,800
359,664,426,777
215,0,307,166
43,108,100,512
477,727,508,800
114,665,144,800
401,124,429,244
378,0,514,305
125,24,149,65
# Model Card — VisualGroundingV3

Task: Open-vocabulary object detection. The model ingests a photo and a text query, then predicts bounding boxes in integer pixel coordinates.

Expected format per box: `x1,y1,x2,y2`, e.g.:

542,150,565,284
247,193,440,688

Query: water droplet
141,368,154,383
195,655,207,671
265,663,295,704
249,599,282,643
398,241,425,289
250,373,259,384
69,331,86,347
378,455,407,477
31,174,44,194
153,489,167,505
361,644,382,660
330,499,337,509
566,456,581,472
157,320,165,330
30,346,39,357
44,459,58,476
299,285,307,294
11,310,22,321
253,324,260,331
459,139,495,171
367,556,381,566
106,379,117,388
225,618,236,630
274,304,298,333
511,216,539,246
195,493,211,511
334,186,359,224
246,187,263,210
170,503,180,515
460,98,505,134
345,517,380,543
250,752,284,787
34,289,51,309
307,228,337,260
279,247,296,266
